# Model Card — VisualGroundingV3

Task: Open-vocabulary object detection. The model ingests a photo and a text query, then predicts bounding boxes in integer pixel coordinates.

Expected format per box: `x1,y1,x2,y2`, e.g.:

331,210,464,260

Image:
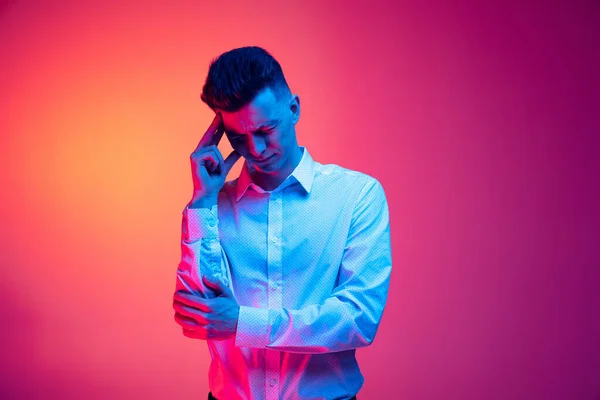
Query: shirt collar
235,146,314,201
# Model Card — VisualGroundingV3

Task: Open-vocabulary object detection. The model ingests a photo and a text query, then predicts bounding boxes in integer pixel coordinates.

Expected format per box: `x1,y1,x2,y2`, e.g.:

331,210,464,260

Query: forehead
220,87,283,133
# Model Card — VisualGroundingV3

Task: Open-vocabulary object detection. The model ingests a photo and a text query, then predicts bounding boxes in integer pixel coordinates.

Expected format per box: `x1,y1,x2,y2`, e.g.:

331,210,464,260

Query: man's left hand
173,276,240,340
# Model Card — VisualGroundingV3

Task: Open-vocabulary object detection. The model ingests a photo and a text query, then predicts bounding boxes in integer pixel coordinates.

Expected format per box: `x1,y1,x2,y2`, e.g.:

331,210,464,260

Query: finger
195,157,211,184
222,150,242,176
203,275,235,299
202,275,229,293
173,291,211,312
172,299,197,316
198,152,219,173
193,146,224,174
174,312,201,329
202,275,219,290
209,146,225,174
192,151,218,175
202,275,229,295
183,327,208,340
195,112,224,152
173,301,210,324
210,120,225,147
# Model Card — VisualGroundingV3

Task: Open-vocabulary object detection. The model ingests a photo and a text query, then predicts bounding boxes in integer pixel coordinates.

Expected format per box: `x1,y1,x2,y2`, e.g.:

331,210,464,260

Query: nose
247,134,267,158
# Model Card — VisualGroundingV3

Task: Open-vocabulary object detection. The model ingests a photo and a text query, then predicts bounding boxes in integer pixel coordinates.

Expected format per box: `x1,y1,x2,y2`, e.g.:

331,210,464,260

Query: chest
218,191,355,305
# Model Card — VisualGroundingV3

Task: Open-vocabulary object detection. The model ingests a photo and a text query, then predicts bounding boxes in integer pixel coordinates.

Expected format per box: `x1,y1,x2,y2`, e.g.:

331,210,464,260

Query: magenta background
1,1,599,399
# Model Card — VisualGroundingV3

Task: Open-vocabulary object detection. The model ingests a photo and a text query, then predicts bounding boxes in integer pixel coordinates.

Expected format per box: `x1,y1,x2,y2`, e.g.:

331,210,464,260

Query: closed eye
258,127,275,135
227,133,244,142
228,129,273,139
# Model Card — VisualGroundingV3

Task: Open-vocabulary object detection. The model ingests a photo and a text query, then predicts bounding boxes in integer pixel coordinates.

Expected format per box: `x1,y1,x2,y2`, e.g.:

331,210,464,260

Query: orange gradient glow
1,1,598,399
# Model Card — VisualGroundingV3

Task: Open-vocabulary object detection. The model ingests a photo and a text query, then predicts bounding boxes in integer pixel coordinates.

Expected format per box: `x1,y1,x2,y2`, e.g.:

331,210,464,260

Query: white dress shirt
176,146,392,400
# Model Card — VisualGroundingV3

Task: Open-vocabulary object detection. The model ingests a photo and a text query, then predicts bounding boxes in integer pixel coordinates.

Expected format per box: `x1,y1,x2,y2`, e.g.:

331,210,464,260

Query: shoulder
313,162,389,222
314,161,385,195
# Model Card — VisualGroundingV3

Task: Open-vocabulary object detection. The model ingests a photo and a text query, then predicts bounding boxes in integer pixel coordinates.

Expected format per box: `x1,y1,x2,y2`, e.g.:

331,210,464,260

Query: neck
251,146,303,191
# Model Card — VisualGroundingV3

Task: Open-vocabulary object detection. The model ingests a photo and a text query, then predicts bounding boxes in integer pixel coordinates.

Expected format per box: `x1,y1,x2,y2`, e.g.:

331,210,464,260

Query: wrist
189,195,218,209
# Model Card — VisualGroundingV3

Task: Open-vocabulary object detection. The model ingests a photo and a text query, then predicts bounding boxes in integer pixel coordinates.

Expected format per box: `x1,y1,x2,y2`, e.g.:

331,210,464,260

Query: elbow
347,323,378,349
354,314,384,348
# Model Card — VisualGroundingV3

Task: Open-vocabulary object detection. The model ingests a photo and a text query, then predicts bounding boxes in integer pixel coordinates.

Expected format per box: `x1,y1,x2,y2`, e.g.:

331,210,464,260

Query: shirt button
270,237,277,244
269,378,277,387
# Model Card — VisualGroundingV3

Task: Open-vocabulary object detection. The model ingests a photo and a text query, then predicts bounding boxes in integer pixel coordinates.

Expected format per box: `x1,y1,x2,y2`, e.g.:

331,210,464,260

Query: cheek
272,129,288,147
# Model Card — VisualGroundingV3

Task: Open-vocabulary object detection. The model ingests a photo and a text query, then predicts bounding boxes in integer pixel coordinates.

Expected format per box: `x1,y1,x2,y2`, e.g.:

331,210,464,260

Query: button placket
266,190,283,400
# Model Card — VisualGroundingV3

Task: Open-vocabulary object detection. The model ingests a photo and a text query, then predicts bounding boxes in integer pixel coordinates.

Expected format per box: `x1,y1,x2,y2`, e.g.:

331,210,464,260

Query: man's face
219,86,300,173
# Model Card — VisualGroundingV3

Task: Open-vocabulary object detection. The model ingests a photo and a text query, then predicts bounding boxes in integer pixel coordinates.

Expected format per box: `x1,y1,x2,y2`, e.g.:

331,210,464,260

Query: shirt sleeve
235,178,392,353
175,203,232,299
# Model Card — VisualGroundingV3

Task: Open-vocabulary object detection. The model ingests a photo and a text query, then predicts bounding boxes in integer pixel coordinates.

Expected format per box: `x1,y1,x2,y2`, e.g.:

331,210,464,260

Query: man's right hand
189,112,242,208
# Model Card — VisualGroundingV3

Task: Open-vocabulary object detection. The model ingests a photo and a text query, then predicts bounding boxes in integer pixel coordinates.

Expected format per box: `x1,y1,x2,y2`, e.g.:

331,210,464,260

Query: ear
289,94,300,125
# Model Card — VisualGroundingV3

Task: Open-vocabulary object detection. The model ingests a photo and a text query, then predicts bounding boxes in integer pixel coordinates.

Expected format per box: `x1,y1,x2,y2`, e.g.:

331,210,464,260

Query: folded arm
235,179,392,353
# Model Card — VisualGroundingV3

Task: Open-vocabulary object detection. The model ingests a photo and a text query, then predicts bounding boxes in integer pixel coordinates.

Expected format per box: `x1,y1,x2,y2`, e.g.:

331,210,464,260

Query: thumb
203,275,233,297
222,150,242,176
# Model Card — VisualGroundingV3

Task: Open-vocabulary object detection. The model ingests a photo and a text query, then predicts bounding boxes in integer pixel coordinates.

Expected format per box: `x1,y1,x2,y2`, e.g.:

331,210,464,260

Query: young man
173,46,392,400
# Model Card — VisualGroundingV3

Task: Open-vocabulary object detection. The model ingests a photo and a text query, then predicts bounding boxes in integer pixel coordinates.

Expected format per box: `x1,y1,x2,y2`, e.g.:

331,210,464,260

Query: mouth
254,154,275,164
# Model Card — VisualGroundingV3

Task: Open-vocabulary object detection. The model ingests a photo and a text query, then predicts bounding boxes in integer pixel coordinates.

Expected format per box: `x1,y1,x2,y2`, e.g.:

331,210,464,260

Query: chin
255,156,280,172
255,163,278,173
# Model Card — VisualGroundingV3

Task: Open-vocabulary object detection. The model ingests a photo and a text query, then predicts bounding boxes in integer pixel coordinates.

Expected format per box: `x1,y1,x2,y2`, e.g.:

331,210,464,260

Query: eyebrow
225,120,280,136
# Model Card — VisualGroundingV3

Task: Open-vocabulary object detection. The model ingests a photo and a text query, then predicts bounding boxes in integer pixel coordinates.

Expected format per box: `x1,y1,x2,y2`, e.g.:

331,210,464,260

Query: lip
254,154,275,163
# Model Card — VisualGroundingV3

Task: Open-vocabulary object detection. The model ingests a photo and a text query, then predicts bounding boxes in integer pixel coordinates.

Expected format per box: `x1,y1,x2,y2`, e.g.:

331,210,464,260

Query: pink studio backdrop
1,1,598,399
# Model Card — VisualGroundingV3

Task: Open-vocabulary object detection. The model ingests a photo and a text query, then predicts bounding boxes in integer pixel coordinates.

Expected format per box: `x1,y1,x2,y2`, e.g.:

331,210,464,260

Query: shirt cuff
182,205,218,240
235,306,269,348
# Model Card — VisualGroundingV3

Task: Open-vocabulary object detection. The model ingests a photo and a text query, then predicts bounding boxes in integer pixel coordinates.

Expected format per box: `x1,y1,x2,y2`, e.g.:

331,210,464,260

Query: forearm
235,272,391,354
